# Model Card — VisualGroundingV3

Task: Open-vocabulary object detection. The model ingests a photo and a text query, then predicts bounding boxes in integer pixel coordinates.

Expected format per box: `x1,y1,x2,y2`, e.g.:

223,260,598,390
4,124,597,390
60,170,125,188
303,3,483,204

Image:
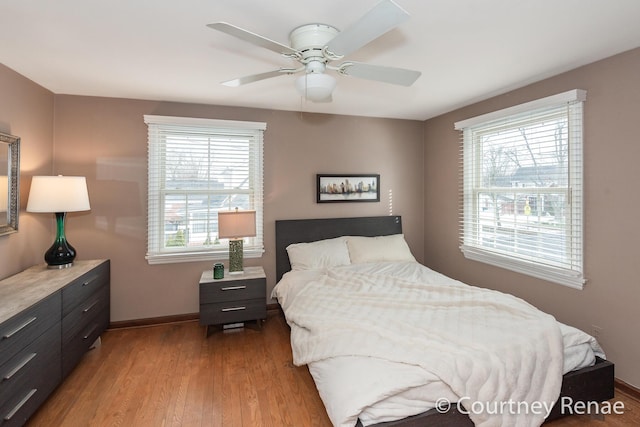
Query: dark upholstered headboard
275,215,403,282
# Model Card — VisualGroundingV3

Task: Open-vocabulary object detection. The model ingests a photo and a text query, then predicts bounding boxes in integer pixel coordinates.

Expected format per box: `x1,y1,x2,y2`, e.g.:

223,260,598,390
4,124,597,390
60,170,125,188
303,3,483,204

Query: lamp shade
27,176,91,213
218,210,256,239
295,73,336,102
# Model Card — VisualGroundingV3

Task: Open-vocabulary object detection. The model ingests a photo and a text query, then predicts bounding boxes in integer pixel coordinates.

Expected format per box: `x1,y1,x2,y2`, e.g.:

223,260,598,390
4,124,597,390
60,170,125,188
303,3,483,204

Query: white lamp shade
295,73,336,102
218,210,256,239
27,176,91,213
0,176,7,211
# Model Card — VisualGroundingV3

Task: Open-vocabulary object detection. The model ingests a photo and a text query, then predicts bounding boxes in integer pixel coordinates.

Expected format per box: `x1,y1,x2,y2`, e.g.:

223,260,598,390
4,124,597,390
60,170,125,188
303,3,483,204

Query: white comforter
272,262,604,427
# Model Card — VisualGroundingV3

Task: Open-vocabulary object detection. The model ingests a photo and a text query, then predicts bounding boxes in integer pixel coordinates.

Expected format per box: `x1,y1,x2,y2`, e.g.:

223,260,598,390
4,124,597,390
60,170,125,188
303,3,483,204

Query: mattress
272,261,605,427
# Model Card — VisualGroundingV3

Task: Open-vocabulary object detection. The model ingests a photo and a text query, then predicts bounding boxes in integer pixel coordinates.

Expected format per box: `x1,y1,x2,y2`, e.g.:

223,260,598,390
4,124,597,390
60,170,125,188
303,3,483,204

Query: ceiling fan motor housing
289,24,339,64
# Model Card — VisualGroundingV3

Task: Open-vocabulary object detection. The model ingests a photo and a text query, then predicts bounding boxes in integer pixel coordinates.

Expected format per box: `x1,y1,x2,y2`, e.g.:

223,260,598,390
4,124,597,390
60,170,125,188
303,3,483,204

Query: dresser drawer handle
221,306,246,312
4,388,37,421
3,353,37,381
82,275,98,287
3,317,37,339
83,300,100,313
83,324,99,340
221,285,246,291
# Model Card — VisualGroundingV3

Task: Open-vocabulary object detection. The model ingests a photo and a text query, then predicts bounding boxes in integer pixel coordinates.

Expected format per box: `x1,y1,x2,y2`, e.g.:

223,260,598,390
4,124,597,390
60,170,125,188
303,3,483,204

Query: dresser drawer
62,285,109,343
199,277,265,304
0,320,61,403
62,261,110,317
62,306,109,379
0,324,61,427
0,259,110,425
0,293,60,364
0,373,60,427
200,298,266,325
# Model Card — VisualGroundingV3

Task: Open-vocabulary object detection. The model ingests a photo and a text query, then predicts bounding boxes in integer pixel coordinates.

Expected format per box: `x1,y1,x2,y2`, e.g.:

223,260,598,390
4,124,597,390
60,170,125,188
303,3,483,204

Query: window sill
460,245,585,290
146,249,263,265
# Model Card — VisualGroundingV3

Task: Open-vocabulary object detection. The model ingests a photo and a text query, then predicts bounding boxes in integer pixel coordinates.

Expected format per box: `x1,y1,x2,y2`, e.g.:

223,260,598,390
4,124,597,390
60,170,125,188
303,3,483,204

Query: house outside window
144,115,265,265
455,90,586,289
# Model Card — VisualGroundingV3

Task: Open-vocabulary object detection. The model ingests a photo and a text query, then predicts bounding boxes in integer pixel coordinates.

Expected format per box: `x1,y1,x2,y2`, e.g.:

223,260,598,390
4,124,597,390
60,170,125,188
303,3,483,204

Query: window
455,90,586,289
144,115,265,265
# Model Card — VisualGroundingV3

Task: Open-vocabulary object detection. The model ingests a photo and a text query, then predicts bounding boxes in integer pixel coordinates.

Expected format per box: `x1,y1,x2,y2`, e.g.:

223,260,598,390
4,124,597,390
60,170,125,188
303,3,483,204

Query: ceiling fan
207,0,421,103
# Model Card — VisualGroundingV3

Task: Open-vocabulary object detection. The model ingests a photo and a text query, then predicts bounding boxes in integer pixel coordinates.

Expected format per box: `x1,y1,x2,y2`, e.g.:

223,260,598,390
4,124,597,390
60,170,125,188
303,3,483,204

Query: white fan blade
222,69,297,87
326,0,409,58
208,22,298,56
339,62,421,86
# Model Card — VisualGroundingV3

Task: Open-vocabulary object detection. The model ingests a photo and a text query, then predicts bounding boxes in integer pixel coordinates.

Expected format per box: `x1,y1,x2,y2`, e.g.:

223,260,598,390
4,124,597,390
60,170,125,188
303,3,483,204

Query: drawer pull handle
83,324,99,340
82,275,98,287
3,317,37,339
221,306,246,312
83,300,99,313
221,285,246,291
4,388,37,420
3,353,37,381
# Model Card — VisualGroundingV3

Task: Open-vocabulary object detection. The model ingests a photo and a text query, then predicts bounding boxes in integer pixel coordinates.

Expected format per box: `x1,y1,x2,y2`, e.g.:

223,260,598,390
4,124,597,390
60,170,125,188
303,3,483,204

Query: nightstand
199,266,267,335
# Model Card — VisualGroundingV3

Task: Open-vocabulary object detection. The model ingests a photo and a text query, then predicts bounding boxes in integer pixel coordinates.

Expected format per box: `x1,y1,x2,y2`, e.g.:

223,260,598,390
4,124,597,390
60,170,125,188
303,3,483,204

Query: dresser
0,260,110,427
199,266,266,334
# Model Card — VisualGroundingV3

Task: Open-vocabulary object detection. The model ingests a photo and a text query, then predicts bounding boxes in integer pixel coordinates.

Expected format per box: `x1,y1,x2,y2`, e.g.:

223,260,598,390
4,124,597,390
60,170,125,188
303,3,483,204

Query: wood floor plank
27,311,638,427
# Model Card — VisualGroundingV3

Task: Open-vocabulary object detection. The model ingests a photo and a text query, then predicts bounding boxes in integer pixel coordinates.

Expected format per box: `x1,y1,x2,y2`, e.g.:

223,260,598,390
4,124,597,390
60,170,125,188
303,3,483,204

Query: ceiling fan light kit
295,73,337,103
208,0,421,103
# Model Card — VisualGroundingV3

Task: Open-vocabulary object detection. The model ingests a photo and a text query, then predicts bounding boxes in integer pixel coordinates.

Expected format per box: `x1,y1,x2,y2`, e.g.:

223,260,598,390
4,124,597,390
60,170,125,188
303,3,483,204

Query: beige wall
424,47,640,387
51,96,425,322
2,47,638,388
0,64,54,278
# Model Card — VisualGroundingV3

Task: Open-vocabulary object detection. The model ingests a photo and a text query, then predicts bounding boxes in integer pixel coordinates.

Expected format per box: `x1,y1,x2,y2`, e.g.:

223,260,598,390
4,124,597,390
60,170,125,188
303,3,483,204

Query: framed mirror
0,132,20,236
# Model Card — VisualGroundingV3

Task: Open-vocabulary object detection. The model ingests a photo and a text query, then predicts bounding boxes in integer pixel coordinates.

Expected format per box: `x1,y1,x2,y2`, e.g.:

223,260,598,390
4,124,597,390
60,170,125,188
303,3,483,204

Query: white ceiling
2,0,640,121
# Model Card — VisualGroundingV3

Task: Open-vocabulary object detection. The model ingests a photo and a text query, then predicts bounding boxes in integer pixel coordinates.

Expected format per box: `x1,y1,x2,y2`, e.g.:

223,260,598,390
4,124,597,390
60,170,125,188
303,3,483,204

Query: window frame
455,90,586,289
144,115,265,265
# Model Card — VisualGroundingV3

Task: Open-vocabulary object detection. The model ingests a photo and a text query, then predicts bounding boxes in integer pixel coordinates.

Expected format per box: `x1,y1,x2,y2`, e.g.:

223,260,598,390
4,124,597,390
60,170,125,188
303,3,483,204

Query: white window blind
455,90,586,289
144,115,265,265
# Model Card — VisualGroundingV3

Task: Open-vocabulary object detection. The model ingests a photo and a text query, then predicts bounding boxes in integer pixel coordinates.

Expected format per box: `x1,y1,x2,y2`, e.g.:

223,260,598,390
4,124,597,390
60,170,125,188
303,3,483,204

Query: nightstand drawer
200,299,267,325
200,278,265,304
0,293,60,364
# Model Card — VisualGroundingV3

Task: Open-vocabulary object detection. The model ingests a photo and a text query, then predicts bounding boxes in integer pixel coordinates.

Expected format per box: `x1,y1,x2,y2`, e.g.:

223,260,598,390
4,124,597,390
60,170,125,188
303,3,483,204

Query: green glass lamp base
228,239,244,273
45,212,77,269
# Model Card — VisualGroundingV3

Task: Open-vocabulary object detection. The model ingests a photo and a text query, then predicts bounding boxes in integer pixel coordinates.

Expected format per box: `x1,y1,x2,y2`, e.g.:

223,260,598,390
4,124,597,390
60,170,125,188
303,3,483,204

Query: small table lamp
27,176,91,269
218,208,256,274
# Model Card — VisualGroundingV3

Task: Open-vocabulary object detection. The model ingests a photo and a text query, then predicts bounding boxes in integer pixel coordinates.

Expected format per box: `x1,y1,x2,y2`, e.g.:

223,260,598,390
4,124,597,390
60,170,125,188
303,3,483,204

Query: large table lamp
217,208,256,274
27,176,91,269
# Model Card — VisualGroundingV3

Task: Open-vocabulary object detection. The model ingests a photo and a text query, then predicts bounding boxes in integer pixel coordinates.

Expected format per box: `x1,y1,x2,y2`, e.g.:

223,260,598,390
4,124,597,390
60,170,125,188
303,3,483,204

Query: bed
273,215,614,427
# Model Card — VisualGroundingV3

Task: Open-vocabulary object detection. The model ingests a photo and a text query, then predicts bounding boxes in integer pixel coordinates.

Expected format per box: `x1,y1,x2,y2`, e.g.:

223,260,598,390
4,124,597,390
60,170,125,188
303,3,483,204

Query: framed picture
317,174,380,203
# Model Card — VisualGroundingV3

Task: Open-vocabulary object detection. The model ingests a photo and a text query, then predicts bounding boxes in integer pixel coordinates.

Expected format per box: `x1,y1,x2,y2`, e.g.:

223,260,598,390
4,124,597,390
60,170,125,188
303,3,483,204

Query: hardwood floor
28,311,638,427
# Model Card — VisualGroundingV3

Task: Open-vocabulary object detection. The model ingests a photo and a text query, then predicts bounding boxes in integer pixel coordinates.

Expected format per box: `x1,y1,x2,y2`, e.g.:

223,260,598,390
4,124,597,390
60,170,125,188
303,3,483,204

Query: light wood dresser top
0,259,107,324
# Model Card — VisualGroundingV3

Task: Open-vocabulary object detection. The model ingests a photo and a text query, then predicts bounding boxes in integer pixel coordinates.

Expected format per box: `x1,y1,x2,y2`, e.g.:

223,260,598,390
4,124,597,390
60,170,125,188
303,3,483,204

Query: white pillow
346,234,416,264
286,236,351,271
